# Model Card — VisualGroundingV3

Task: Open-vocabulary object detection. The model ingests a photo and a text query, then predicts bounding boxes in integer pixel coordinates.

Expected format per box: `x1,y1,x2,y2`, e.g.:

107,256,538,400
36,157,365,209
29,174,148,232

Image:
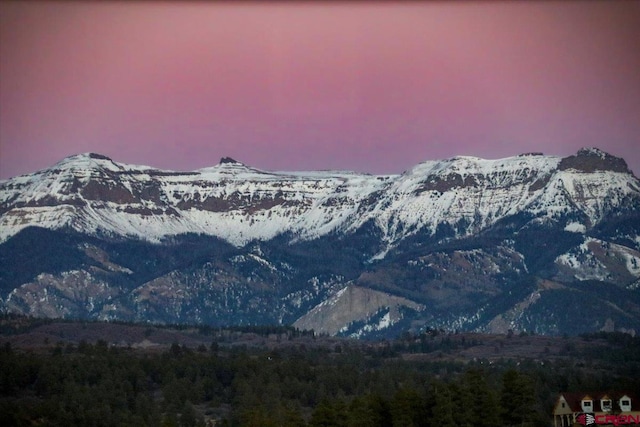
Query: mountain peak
559,147,630,174
576,147,608,158
64,152,114,162
86,153,114,161
219,157,243,165
50,152,120,172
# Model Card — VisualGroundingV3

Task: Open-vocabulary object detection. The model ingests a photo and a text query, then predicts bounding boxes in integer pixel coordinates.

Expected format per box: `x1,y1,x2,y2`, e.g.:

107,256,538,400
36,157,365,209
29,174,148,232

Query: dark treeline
2,330,640,427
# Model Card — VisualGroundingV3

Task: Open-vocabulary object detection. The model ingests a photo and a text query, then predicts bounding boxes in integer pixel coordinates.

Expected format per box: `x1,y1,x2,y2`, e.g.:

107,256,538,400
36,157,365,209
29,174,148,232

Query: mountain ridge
1,148,640,338
2,148,637,248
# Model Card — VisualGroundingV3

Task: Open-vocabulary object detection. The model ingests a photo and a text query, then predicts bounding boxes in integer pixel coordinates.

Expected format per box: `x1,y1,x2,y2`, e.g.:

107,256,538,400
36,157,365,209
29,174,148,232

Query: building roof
557,392,639,413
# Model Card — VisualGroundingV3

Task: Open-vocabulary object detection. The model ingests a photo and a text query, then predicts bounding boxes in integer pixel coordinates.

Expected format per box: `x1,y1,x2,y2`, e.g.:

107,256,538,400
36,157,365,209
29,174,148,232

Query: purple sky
1,1,639,179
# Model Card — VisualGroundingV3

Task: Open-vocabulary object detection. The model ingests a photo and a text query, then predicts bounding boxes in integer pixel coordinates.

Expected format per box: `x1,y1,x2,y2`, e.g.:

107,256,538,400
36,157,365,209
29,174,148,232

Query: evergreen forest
1,317,640,426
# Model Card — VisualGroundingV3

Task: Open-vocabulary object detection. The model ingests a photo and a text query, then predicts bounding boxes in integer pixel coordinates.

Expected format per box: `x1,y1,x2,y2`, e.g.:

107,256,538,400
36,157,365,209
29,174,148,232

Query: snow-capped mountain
2,148,637,249
1,148,639,337
0,153,392,246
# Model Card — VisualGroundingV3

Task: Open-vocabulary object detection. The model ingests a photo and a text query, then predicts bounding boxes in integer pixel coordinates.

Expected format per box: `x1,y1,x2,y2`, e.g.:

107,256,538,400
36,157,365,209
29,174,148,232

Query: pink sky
1,1,639,179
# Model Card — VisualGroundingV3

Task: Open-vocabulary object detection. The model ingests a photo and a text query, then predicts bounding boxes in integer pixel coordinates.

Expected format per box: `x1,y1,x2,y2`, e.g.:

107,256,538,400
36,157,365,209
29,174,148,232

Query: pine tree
500,369,535,426
461,369,501,427
310,399,348,427
431,382,456,427
390,387,427,427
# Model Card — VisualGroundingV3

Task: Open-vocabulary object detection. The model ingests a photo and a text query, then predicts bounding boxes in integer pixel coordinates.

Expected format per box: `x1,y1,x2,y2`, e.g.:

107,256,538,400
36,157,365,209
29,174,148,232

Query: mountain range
1,148,639,338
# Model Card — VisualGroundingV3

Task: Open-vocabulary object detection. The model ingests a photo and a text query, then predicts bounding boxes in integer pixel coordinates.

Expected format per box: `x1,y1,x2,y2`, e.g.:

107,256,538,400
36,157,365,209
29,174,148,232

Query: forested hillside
2,317,639,426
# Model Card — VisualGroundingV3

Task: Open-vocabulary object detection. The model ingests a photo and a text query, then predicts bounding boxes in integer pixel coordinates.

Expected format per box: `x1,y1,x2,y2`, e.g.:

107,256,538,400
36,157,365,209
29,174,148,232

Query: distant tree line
2,330,640,426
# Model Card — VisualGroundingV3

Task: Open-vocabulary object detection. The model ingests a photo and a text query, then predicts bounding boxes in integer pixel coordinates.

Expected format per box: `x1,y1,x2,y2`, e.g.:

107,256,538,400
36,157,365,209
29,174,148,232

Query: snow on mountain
555,238,640,283
293,284,424,337
0,153,390,245
2,149,640,337
349,153,563,249
1,149,639,253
